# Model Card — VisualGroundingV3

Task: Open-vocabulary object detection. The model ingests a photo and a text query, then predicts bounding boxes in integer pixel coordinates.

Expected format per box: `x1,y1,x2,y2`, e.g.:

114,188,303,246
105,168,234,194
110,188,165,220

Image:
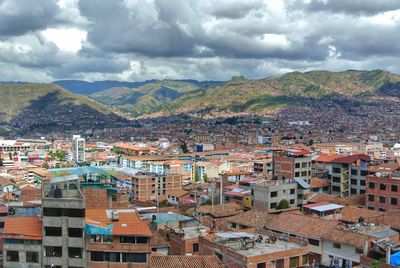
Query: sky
0,0,400,82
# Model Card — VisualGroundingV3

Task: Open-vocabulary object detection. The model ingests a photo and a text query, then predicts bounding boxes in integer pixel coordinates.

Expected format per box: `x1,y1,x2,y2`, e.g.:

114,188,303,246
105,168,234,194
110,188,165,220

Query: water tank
111,210,119,221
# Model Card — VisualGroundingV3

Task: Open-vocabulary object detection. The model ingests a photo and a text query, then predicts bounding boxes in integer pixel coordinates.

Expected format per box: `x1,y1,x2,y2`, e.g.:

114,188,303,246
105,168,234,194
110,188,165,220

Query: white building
72,135,85,162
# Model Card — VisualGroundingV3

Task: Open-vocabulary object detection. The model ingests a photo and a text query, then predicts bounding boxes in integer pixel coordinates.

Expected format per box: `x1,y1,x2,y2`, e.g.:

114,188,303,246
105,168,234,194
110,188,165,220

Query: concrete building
42,176,86,268
252,179,298,210
72,135,85,162
85,208,152,268
2,216,42,268
199,230,309,268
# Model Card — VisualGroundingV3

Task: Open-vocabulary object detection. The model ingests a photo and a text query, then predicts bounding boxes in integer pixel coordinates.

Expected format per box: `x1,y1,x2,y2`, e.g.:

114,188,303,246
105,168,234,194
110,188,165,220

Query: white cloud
41,28,87,53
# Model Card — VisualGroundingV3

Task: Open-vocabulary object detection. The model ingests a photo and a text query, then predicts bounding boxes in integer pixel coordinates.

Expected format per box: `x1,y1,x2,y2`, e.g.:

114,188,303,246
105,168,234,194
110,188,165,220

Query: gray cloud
0,0,400,82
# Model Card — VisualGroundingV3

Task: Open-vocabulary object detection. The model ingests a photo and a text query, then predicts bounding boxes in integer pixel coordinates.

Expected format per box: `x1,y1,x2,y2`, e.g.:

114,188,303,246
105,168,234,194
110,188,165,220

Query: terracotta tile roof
337,194,365,207
370,163,400,173
334,154,371,164
313,154,341,163
227,210,274,228
150,255,224,268
265,212,339,239
194,202,243,218
86,209,152,236
310,177,330,189
340,206,384,224
3,216,42,240
307,193,338,203
166,189,189,198
322,227,369,248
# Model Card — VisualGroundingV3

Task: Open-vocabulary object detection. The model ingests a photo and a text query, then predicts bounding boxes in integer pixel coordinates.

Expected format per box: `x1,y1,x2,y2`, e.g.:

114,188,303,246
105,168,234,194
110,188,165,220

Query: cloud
0,0,400,82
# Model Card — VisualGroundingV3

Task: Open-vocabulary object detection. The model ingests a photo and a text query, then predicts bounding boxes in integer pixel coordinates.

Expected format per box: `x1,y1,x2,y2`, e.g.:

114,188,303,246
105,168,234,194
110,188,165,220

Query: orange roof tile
310,177,330,189
150,255,224,268
3,216,42,240
86,208,152,236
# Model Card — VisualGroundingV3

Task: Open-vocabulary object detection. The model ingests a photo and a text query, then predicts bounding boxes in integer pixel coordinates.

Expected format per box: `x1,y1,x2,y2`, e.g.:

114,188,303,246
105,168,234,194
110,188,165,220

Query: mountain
149,70,400,116
54,79,224,95
89,80,225,116
0,83,128,135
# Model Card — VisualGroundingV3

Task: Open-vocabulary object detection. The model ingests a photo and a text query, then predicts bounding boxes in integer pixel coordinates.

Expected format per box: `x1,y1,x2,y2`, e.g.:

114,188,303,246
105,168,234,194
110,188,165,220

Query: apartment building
42,176,86,268
329,154,371,197
252,179,298,210
366,174,400,212
199,230,309,268
2,216,42,268
85,208,152,267
72,135,85,162
273,149,312,184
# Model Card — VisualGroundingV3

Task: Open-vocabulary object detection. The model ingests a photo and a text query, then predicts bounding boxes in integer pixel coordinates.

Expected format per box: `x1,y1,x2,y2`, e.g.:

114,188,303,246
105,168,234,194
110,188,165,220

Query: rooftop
3,216,42,240
150,255,224,268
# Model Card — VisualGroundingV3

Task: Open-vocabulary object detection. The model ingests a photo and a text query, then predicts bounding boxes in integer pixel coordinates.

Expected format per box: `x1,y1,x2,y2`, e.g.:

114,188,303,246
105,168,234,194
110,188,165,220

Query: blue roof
140,213,193,223
294,178,310,189
48,166,108,176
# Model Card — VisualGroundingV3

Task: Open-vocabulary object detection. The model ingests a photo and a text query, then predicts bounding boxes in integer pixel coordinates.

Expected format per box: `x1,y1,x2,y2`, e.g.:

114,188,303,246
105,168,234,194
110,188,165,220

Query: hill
150,70,400,116
54,79,224,95
0,83,128,135
89,80,225,116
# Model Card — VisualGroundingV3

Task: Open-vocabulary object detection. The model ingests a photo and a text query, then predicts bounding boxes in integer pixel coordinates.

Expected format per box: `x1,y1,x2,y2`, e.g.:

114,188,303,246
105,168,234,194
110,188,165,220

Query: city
1,0,400,268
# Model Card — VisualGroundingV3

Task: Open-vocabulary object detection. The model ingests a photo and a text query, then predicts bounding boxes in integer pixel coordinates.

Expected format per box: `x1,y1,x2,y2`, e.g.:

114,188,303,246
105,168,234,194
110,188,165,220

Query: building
2,216,42,267
42,176,86,267
168,225,209,255
150,255,224,268
85,208,152,267
199,230,309,268
252,179,298,210
273,149,312,184
72,135,85,162
366,174,400,212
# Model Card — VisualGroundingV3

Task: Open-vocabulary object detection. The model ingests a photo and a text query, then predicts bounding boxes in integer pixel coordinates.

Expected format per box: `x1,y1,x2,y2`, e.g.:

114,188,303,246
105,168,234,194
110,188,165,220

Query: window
6,251,19,262
332,186,340,192
368,182,375,189
379,208,386,212
64,209,85,217
302,162,307,168
290,256,299,267
257,263,266,268
351,188,357,195
392,185,398,192
379,196,385,203
380,184,386,191
332,176,340,183
391,197,397,205
368,206,374,210
301,171,307,177
368,195,374,202
45,227,62,236
68,228,83,238
360,190,365,194
351,169,358,175
26,252,39,263
43,207,62,217
333,243,341,249
351,179,357,185
122,253,147,263
290,189,295,195
215,252,223,261
45,246,62,257
361,170,369,176
90,251,104,261
295,163,300,168
308,238,320,246
270,191,278,198
290,199,295,204
136,237,148,244
105,252,120,262
68,247,83,259
360,180,366,186
120,236,136,243
333,167,341,173
192,243,199,252
270,202,277,209
231,223,237,229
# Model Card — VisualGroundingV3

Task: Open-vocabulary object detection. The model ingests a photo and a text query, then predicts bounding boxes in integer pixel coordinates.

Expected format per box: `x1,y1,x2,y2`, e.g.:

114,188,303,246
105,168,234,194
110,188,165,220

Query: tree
42,161,49,169
276,199,290,210
203,173,208,182
180,142,189,153
0,157,3,166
